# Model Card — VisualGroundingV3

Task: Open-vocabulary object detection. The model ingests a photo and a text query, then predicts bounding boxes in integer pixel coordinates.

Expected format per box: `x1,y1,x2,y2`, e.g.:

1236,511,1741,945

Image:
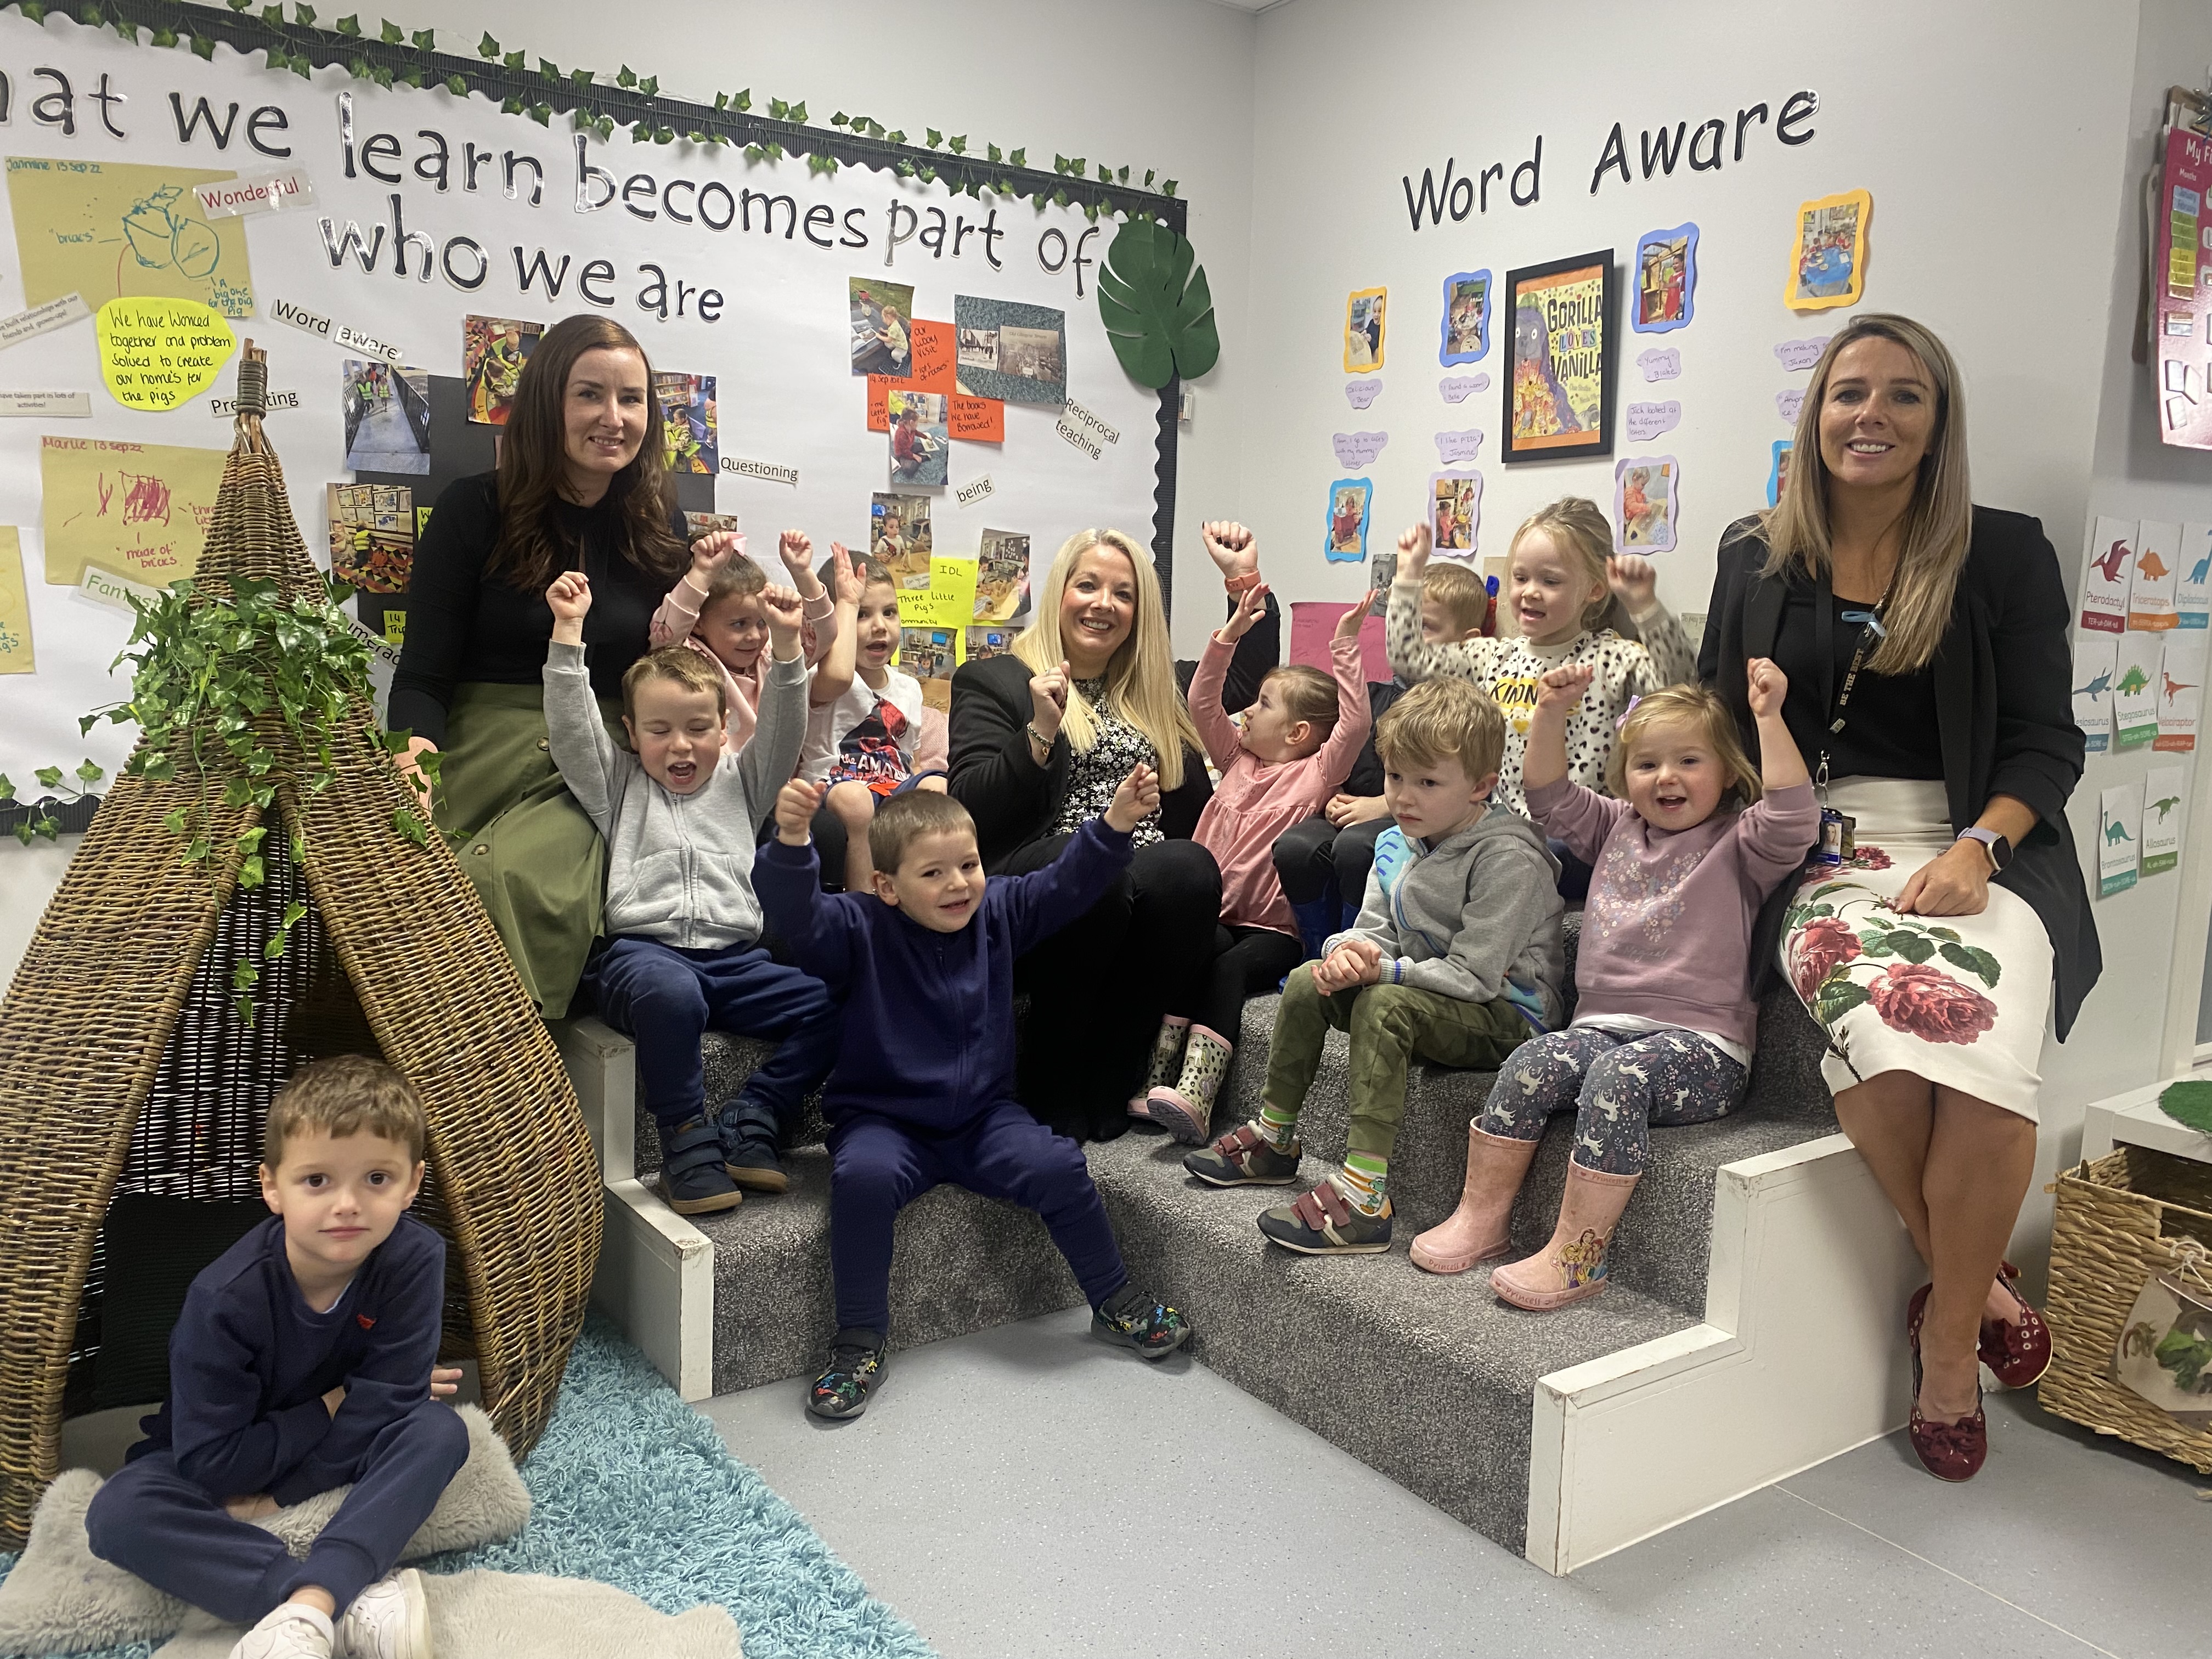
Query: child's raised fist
760,582,806,644
545,570,592,623
1105,761,1160,833
1606,554,1657,612
1201,520,1257,580
1746,657,1789,718
689,530,742,577
1397,520,1433,577
777,529,815,579
775,777,827,845
1535,662,1596,710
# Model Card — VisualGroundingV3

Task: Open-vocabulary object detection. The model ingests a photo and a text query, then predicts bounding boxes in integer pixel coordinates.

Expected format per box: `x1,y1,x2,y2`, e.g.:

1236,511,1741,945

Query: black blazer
949,594,1279,870
1700,508,2101,1038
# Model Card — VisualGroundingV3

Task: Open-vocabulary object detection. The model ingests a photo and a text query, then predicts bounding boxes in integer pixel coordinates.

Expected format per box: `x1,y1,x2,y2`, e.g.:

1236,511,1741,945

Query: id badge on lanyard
1810,570,1889,867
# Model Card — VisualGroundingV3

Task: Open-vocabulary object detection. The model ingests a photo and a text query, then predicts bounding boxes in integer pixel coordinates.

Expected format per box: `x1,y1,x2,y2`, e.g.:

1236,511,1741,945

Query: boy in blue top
86,1057,467,1659
755,768,1193,1419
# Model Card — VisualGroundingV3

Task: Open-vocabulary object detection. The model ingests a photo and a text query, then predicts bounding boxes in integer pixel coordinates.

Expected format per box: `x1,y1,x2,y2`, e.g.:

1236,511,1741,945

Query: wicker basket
2039,1143,2212,1472
0,348,602,1547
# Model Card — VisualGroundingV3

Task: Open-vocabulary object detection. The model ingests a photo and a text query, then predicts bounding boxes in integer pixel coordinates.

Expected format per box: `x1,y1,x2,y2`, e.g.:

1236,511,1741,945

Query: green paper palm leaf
2159,1080,2212,1136
1098,219,1218,388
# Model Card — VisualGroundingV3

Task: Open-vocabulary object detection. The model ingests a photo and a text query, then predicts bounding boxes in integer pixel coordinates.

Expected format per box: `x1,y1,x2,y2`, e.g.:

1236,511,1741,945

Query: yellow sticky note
97,298,237,411
0,528,32,673
383,611,407,647
5,157,255,318
900,556,980,629
40,435,227,588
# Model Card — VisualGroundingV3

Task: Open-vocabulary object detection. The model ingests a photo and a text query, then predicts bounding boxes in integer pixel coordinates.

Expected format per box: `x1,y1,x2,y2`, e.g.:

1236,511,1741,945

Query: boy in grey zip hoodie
1186,678,1564,1254
545,568,839,1217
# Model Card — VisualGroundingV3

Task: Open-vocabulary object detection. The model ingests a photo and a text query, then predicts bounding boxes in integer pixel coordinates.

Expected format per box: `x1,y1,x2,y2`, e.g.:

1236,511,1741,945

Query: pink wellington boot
1409,1123,1539,1274
1490,1161,1640,1311
1129,1015,1191,1120
1146,1024,1234,1146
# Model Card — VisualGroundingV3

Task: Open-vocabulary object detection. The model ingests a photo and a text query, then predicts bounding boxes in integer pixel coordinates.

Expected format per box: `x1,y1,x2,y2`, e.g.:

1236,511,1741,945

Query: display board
0,11,1177,791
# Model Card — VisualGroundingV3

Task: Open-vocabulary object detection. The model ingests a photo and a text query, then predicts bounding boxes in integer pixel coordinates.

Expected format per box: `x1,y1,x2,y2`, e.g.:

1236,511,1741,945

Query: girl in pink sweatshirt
648,528,842,756
1410,659,1818,1307
1139,576,1373,1144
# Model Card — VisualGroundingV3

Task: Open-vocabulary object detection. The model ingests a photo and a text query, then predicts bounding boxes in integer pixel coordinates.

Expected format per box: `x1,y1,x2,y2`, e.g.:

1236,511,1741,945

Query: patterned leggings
1476,1026,1748,1176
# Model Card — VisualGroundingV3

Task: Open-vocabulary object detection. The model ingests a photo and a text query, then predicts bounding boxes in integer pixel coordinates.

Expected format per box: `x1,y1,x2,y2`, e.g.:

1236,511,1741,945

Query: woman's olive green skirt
437,681,622,1020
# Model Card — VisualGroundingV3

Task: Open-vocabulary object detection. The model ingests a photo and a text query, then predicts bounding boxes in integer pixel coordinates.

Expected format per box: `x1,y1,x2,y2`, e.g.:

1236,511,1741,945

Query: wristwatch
1956,827,2011,871
1222,569,1262,595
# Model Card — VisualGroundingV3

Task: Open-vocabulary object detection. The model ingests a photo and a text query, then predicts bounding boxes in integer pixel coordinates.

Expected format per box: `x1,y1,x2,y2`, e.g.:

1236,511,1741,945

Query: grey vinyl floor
704,1306,2207,1659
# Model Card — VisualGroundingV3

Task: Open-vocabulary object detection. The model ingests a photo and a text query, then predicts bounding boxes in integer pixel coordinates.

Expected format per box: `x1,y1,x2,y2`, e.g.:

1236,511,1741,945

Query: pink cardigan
649,569,838,757
1190,631,1372,935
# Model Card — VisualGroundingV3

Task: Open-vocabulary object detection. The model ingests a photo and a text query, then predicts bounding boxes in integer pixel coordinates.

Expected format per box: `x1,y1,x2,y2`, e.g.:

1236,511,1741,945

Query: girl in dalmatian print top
1385,497,1695,820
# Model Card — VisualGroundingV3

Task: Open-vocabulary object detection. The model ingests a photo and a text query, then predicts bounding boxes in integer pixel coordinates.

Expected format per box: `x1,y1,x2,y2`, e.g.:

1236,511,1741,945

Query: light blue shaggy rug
0,1317,936,1659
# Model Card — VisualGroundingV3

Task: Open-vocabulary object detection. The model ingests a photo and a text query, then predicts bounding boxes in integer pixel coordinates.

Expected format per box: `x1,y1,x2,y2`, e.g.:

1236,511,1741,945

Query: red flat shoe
1978,1260,2052,1390
1908,1303,1988,1481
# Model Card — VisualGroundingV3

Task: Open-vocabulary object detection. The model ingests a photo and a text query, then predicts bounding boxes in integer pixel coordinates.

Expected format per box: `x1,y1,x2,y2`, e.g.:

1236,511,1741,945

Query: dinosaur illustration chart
2081,516,2135,634
2073,636,2118,752
2131,520,2182,629
2114,634,2163,749
2181,521,2212,628
2155,631,2205,752
2143,764,2186,876
2099,782,2142,897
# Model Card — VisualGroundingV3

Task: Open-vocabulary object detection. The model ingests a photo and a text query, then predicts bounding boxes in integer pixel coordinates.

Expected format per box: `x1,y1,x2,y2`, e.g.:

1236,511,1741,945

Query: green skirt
437,681,623,1020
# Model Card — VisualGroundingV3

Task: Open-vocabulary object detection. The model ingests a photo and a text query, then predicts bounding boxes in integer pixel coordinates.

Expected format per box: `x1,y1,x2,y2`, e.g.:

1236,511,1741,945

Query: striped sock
1256,1099,1299,1152
1337,1153,1389,1215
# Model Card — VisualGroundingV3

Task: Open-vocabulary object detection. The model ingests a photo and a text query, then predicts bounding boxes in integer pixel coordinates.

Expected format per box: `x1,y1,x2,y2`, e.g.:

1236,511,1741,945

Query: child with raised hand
1136,568,1373,1143
648,526,843,754
754,763,1193,1420
1411,660,1818,1304
86,1058,466,1659
1183,678,1565,1255
547,568,839,1215
802,551,952,894
1387,499,1694,819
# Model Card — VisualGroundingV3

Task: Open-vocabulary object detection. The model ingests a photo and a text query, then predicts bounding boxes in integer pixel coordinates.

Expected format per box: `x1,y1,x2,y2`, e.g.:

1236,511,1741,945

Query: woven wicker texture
0,348,601,1547
2039,1144,2212,1474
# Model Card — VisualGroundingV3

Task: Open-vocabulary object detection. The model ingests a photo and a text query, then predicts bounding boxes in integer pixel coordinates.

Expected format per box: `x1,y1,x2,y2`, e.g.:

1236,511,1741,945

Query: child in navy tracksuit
755,765,1194,1419
86,1057,466,1659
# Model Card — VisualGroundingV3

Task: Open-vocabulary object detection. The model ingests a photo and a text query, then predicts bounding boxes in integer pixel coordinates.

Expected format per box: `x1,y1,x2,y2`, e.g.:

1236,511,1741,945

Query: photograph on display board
871,493,934,588
1325,478,1374,563
851,278,917,377
1768,439,1793,507
462,315,543,425
684,511,744,541
1503,252,1615,461
1614,456,1679,552
899,626,957,682
967,625,1017,662
1786,189,1872,311
654,372,718,474
887,388,950,486
341,359,430,475
1439,272,1491,365
1344,287,1387,373
326,482,414,596
1430,471,1483,554
974,528,1032,623
952,296,1068,404
1631,224,1699,334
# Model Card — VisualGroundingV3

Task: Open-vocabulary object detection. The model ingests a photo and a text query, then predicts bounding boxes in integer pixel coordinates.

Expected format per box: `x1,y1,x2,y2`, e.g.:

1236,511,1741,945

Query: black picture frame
1500,250,1618,464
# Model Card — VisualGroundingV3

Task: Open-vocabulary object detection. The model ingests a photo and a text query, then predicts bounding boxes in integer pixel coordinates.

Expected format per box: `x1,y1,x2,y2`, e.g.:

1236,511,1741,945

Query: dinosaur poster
2080,516,2134,635
2142,764,2186,876
2156,631,2204,752
2099,781,2142,898
2072,636,2117,753
2114,633,2163,749
2180,521,2212,628
2131,520,2182,629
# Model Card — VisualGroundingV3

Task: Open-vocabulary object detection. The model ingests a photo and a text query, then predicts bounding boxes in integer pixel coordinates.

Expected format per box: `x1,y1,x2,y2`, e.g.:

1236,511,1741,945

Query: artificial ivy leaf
184,838,212,863
1053,154,1068,174
501,95,524,115
789,100,806,121
142,752,176,782
948,135,967,154
735,89,752,111
538,58,560,79
0,774,13,803
265,933,290,960
153,26,179,47
1096,218,1220,388
744,143,764,161
885,129,904,145
445,74,467,97
917,165,936,184
866,120,885,139
640,75,659,97
393,807,428,846
1118,165,1129,183
260,4,282,22
1051,188,1068,207
1009,148,1026,167
502,50,526,71
195,35,217,59
1144,168,1155,187
22,1,47,19
1085,202,1100,222
531,104,552,126
617,65,636,87
986,143,1002,164
571,67,593,86
162,805,189,834
283,900,309,928
294,4,317,23
926,128,943,148
412,27,432,49
1097,164,1111,183
371,65,393,88
12,821,31,845
381,20,403,43
1162,179,1178,196
336,10,358,32
348,55,370,78
769,98,788,120
826,107,843,124
238,854,266,888
233,961,259,991
33,765,61,789
479,33,500,59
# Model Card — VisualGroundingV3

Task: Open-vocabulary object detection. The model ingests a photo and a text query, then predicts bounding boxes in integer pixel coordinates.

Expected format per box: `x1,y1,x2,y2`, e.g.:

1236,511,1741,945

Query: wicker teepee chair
0,347,602,1547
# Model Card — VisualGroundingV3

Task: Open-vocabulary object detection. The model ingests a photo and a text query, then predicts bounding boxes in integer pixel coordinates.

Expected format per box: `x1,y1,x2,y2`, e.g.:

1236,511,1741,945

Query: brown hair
263,1055,426,1167
1753,313,1971,675
1375,677,1505,781
1511,498,1615,632
703,556,766,607
1605,684,1764,807
621,645,728,722
870,789,976,872
1421,561,1489,636
484,315,688,591
1261,664,1341,747
820,552,896,595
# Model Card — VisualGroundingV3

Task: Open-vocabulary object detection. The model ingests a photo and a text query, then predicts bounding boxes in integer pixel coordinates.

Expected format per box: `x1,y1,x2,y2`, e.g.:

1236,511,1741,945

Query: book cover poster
2142,764,2186,875
2080,516,2134,634
1504,253,1613,461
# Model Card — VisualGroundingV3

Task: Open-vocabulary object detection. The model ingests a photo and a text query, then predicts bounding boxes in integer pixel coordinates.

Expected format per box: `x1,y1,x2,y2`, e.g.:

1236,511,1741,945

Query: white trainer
335,1568,431,1659
229,1601,334,1659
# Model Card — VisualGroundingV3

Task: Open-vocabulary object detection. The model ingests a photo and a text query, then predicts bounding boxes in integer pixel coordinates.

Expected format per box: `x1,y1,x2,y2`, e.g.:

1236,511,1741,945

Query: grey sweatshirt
1327,808,1566,1027
544,640,806,948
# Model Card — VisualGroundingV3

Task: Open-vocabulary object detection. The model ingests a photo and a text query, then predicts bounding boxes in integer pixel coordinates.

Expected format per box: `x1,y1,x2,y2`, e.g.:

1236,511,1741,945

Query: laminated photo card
1325,477,1373,563
1430,471,1482,555
1785,189,1870,311
2072,636,2117,753
2142,764,2186,876
1614,456,1678,552
1438,272,1491,365
2157,631,2205,751
1631,224,1699,334
2179,521,2212,627
2080,516,2134,634
1345,287,1387,373
2131,520,2182,629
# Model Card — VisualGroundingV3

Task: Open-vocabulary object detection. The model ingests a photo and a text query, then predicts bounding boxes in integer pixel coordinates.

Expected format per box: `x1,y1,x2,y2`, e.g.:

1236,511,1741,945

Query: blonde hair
1261,664,1341,746
1754,313,1970,675
264,1056,426,1167
1420,562,1488,636
1375,677,1505,782
1511,498,1615,632
1606,685,1763,808
622,645,729,721
1013,528,1201,791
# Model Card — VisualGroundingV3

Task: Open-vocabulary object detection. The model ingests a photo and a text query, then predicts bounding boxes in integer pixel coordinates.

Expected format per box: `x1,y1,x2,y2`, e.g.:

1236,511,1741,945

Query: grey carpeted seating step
633,985,1836,1555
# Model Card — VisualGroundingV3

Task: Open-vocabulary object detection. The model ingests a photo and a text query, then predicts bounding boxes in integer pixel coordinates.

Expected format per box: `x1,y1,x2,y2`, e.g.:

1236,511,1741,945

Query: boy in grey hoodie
1185,678,1564,1254
545,569,839,1217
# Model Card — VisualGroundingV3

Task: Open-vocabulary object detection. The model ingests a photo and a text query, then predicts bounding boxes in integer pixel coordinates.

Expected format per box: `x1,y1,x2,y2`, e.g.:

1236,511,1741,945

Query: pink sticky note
1289,600,1389,686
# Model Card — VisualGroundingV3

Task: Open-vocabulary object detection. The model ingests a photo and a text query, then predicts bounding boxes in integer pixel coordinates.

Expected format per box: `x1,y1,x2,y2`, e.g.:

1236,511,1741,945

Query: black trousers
1272,814,1391,912
1182,924,1306,1045
1003,834,1221,1141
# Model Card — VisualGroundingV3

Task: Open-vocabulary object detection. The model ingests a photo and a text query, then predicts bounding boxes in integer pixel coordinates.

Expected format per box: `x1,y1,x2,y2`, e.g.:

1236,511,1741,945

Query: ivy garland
7,1,1184,225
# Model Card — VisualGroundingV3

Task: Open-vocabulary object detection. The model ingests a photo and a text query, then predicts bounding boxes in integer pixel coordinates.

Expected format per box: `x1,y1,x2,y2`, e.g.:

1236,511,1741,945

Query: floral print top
1049,676,1164,849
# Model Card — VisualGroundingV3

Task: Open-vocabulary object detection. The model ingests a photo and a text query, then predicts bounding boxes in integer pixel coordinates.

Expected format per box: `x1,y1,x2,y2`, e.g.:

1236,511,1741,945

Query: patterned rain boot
1410,1122,1539,1274
1489,1162,1639,1311
1146,1024,1233,1146
1128,1015,1192,1121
